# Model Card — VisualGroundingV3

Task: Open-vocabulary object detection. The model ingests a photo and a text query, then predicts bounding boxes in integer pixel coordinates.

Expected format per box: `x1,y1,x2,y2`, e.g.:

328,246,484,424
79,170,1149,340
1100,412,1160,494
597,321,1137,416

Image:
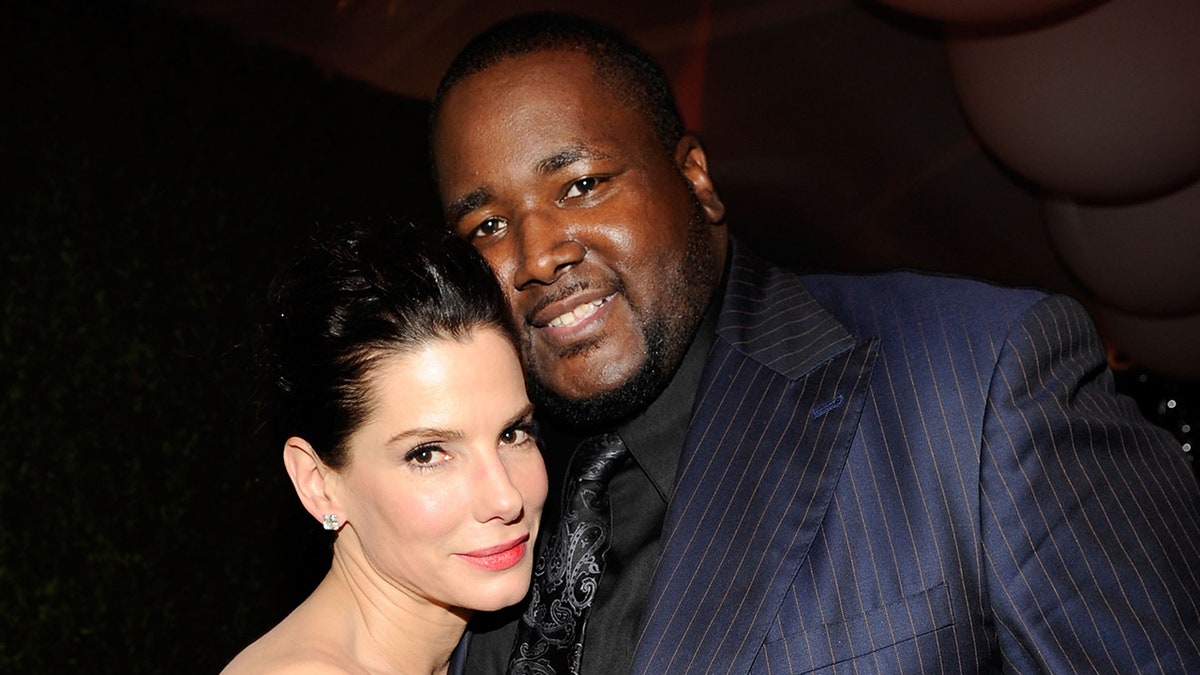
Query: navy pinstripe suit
628,243,1200,673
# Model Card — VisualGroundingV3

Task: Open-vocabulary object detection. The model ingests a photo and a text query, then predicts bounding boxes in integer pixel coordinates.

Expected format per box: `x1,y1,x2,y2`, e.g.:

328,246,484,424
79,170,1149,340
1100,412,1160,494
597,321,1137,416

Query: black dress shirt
579,304,717,673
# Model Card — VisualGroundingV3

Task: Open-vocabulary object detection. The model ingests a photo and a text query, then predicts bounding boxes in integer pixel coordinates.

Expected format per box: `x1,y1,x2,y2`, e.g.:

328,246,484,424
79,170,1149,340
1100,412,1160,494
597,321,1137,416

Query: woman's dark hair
264,220,513,469
431,12,685,158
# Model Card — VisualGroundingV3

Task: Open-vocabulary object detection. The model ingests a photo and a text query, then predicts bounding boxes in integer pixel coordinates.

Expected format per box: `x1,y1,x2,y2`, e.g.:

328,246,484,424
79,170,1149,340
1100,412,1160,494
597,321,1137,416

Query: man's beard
525,314,674,432
524,199,720,432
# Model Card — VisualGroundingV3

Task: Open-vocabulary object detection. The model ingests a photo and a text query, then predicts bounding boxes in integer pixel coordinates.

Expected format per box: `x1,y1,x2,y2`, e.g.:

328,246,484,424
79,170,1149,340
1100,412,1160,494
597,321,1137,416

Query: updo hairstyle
264,220,513,469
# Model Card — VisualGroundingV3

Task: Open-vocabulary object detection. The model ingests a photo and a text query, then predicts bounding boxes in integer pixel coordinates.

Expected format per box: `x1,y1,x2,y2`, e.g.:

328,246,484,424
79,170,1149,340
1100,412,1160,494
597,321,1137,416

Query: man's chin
526,358,668,432
527,384,640,432
523,310,694,431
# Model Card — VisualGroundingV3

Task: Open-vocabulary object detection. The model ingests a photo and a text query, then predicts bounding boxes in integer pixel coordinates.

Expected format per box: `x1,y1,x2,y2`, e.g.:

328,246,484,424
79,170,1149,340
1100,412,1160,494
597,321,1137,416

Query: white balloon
1045,178,1200,317
946,0,1200,201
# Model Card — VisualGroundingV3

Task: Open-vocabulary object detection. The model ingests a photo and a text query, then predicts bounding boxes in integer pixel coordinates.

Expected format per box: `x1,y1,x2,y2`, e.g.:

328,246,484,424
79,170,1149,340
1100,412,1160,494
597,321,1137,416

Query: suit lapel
631,248,878,674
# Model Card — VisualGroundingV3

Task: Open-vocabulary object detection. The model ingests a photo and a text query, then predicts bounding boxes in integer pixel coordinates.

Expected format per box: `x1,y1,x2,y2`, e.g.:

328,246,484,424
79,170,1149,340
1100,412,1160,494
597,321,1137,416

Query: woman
223,221,547,674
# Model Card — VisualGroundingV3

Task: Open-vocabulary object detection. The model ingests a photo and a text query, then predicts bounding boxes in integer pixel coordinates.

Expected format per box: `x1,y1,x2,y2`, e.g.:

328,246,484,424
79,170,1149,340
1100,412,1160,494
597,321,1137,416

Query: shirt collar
616,289,721,502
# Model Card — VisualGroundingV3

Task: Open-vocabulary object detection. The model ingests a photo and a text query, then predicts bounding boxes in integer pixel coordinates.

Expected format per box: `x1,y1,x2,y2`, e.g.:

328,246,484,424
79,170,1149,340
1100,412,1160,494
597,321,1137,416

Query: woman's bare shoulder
221,589,353,675
221,635,352,675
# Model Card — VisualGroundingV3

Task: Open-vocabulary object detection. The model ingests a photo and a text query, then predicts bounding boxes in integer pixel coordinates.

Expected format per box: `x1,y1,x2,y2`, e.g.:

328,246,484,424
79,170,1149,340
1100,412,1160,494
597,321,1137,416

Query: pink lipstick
457,535,529,571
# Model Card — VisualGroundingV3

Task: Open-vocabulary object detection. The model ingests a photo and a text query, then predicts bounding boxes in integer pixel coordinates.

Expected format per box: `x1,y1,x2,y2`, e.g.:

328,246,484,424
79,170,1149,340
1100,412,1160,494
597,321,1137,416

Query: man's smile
527,287,619,351
546,295,613,328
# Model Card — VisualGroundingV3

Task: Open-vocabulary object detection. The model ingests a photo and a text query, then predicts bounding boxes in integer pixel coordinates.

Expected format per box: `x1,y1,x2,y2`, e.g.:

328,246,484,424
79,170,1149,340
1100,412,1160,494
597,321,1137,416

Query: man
430,13,1200,674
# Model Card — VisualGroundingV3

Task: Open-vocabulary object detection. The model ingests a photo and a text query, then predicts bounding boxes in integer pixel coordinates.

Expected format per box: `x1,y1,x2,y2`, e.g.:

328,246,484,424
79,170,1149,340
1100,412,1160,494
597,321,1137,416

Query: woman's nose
474,455,525,524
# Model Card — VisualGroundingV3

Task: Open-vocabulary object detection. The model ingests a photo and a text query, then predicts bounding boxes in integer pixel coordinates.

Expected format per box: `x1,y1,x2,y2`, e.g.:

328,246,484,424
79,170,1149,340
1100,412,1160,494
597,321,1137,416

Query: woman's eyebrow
385,427,465,446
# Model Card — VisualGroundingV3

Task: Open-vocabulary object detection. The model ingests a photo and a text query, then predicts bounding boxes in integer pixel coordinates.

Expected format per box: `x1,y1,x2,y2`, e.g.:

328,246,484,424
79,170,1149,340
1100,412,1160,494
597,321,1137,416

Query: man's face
432,50,727,427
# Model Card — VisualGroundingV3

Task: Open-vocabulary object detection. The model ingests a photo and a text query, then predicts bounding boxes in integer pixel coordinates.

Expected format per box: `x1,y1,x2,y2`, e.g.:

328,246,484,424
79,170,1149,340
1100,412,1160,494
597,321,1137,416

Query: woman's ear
283,437,343,529
675,134,727,226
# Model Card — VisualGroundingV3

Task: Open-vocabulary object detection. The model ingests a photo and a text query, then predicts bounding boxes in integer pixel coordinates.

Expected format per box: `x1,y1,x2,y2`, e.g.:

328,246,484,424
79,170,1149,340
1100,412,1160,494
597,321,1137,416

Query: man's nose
513,210,585,290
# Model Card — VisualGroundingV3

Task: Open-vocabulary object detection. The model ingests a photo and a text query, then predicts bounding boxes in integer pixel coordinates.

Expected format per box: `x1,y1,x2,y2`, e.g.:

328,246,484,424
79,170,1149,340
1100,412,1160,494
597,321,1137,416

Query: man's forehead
435,55,622,158
445,49,601,106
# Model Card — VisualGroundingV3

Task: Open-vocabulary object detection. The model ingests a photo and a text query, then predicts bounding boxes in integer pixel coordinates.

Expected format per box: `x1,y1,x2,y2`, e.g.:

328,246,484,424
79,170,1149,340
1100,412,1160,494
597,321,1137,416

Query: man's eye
564,177,599,199
471,217,506,239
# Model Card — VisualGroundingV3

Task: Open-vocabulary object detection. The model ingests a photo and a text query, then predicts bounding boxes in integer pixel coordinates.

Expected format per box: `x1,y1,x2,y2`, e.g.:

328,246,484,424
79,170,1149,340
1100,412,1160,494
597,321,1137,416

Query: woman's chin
466,581,533,613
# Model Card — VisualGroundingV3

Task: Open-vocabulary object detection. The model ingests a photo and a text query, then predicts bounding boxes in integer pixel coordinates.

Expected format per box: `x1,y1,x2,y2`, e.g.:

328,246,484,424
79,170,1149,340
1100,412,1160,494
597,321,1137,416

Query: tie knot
572,433,628,485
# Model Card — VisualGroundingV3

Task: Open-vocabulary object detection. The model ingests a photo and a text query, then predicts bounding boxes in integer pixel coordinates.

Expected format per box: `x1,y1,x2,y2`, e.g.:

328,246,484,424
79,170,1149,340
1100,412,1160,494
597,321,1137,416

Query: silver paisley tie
509,433,629,675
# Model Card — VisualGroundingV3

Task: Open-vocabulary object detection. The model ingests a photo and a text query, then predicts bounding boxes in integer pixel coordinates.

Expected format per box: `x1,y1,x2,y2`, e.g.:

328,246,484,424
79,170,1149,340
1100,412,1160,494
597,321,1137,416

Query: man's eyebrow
536,144,612,175
445,186,493,225
446,145,613,223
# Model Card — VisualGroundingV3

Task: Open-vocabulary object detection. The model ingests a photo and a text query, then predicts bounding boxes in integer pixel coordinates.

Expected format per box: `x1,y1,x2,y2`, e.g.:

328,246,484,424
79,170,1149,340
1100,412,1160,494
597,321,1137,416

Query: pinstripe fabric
630,245,1200,674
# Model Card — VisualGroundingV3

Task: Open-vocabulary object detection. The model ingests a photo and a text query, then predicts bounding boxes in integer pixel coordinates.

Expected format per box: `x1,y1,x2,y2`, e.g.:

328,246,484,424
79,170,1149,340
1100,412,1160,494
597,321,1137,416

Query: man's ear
675,135,727,226
283,437,343,528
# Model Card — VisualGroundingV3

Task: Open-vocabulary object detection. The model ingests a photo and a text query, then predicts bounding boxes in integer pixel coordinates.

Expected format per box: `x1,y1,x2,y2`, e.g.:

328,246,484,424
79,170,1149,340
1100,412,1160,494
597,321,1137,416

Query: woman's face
331,327,547,614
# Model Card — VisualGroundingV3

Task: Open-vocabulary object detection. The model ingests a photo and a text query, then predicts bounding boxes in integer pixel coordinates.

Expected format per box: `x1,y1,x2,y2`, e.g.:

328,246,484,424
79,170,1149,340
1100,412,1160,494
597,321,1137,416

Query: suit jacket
629,244,1200,673
457,243,1200,673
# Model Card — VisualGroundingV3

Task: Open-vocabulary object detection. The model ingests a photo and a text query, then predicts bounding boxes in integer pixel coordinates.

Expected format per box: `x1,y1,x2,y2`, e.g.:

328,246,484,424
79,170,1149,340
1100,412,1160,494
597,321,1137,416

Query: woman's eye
405,445,448,467
499,426,531,446
564,177,598,199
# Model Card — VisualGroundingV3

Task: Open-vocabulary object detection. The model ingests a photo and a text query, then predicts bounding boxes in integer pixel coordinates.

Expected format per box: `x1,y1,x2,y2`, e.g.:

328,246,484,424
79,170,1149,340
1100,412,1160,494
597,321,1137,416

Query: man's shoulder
735,246,1056,333
804,267,1045,310
722,244,1095,371
805,267,1064,343
731,242,1049,316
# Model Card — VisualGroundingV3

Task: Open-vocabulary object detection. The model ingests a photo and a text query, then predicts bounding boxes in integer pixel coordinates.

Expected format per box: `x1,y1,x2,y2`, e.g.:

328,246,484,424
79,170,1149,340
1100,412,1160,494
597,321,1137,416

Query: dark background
3,1,438,670
2,1,1195,672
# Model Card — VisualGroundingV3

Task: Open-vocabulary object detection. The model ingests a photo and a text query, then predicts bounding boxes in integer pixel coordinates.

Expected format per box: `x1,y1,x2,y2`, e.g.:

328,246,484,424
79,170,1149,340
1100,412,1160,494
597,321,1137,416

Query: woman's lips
457,534,529,571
